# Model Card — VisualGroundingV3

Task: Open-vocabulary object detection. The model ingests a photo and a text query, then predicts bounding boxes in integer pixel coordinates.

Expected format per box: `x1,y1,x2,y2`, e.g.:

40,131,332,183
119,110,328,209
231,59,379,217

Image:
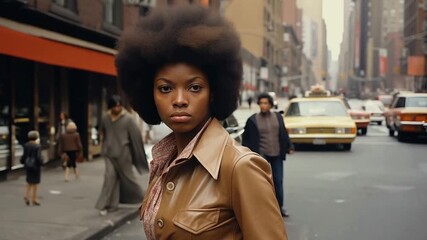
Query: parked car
267,92,279,109
378,94,393,109
364,100,385,125
222,114,244,144
342,98,371,135
283,90,357,151
385,92,427,141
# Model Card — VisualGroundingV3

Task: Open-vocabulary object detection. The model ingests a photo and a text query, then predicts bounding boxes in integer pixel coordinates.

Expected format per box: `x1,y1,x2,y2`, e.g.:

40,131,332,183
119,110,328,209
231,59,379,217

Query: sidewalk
0,158,149,240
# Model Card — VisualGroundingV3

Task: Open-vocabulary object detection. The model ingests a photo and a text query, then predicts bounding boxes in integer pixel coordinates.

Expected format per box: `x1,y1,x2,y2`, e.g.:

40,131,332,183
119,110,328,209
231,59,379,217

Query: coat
101,110,148,174
20,142,43,184
59,129,82,153
140,118,287,239
95,109,148,210
242,111,293,160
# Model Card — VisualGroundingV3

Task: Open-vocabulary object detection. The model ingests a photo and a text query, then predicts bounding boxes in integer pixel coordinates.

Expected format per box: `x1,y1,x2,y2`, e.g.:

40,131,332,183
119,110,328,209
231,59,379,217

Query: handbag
25,156,38,171
76,154,84,163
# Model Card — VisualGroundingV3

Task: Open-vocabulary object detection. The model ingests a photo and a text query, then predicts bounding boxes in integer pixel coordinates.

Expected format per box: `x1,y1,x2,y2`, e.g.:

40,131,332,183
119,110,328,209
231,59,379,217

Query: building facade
282,0,304,96
403,0,427,92
0,0,139,180
0,0,219,180
297,0,326,84
224,0,284,96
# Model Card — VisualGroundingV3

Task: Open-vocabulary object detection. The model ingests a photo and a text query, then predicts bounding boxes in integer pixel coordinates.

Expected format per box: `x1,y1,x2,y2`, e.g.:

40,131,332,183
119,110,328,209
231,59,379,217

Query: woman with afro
116,5,287,240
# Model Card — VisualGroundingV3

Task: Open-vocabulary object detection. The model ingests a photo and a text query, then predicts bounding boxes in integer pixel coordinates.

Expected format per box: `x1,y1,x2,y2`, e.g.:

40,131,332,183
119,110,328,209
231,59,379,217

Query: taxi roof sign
305,85,331,97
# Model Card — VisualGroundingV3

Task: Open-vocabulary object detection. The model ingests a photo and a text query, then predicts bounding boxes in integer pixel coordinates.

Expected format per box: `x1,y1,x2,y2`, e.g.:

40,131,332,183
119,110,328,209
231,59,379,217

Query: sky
322,0,344,61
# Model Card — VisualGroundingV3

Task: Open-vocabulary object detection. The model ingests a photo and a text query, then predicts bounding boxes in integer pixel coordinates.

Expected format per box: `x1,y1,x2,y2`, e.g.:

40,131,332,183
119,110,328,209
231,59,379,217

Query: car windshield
347,99,365,110
285,101,348,117
365,101,384,111
406,97,427,108
378,95,392,105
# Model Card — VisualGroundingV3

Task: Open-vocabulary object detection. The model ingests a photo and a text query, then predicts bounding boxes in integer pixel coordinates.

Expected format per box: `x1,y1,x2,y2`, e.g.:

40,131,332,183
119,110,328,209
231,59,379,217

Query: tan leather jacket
141,119,287,239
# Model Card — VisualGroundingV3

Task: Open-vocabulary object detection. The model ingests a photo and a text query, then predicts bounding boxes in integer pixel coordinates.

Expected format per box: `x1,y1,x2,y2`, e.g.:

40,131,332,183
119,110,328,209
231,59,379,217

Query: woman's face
154,63,211,136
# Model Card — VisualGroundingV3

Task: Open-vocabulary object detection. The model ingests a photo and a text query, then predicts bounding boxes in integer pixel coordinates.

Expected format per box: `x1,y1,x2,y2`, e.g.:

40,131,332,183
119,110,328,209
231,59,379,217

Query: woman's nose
172,89,188,107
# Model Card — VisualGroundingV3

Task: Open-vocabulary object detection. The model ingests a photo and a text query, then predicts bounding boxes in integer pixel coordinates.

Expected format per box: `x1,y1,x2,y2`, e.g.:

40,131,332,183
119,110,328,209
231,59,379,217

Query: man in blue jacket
242,92,294,217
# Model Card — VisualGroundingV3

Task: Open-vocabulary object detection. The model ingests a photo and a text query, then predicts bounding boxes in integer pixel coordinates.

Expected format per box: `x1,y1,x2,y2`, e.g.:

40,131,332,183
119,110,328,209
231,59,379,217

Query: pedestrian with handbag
60,121,83,182
20,130,44,206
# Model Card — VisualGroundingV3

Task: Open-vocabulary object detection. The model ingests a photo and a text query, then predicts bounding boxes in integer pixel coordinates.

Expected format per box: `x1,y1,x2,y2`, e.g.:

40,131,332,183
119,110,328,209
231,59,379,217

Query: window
406,97,427,107
395,97,406,108
140,5,150,16
104,0,122,29
285,101,348,117
140,0,155,17
55,0,78,12
51,0,79,21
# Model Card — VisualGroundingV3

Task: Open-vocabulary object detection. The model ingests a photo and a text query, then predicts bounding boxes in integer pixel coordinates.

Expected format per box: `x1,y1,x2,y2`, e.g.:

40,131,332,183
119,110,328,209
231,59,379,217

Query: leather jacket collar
193,118,229,180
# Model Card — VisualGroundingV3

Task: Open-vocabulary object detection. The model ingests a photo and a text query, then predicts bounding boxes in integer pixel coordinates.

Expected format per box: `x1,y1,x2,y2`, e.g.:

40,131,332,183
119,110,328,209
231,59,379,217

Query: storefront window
0,56,10,171
13,59,34,168
38,71,51,149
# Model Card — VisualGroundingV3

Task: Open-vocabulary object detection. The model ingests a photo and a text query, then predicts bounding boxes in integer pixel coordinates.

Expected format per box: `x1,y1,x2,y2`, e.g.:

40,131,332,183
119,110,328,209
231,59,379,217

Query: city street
104,105,427,240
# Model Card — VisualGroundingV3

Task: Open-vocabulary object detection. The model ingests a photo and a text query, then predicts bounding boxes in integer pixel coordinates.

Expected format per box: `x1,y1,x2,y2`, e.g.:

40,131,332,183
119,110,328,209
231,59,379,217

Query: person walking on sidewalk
116,5,287,239
242,92,295,218
55,112,72,159
247,96,253,109
95,95,148,216
20,130,44,206
60,121,82,182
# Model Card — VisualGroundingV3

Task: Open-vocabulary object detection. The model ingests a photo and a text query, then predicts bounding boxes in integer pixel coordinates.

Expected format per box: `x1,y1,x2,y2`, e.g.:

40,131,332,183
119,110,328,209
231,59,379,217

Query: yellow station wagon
283,96,357,150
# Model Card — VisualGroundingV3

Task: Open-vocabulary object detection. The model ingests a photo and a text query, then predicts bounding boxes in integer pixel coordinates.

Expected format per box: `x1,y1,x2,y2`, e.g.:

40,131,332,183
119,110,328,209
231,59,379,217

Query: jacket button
166,182,175,191
157,219,164,228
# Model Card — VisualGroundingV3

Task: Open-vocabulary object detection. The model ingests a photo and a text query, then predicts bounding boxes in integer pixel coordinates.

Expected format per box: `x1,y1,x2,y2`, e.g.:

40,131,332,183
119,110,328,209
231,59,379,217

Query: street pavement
0,156,149,240
106,102,427,240
0,100,272,240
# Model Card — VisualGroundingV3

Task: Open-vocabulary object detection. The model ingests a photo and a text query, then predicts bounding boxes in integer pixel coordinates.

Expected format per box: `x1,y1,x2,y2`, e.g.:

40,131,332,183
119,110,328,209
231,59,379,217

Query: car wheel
397,131,407,142
361,128,367,135
343,143,351,151
388,128,394,137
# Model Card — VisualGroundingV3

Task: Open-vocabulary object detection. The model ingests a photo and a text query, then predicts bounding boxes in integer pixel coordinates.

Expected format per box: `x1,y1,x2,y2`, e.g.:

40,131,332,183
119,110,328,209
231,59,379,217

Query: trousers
262,155,285,209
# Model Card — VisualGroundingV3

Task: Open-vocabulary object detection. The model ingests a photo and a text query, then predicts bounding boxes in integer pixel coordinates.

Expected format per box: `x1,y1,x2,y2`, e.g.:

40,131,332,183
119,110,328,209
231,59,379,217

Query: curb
71,208,140,240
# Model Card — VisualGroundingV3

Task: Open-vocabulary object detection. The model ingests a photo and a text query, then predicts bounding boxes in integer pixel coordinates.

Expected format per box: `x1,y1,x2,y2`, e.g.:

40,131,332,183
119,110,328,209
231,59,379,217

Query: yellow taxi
283,86,357,150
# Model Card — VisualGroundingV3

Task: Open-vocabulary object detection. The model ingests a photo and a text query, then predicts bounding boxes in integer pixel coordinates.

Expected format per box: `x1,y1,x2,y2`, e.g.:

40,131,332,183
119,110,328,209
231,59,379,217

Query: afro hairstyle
115,5,242,125
257,93,274,106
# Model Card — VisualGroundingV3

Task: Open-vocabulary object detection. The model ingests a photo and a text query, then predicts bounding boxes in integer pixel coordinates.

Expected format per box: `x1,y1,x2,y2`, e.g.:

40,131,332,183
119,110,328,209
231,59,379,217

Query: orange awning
0,25,116,76
243,82,256,91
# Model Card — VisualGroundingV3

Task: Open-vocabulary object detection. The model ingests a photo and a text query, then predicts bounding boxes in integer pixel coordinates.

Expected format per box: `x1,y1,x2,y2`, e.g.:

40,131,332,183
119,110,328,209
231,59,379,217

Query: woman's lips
170,113,191,123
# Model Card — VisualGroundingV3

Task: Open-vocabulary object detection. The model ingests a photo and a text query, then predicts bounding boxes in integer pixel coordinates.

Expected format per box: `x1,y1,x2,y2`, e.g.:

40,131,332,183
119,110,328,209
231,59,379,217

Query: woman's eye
159,86,172,93
189,85,202,92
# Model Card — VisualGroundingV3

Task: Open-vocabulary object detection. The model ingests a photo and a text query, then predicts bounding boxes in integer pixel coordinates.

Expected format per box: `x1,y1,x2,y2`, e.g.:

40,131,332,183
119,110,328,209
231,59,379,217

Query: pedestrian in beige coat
60,121,82,182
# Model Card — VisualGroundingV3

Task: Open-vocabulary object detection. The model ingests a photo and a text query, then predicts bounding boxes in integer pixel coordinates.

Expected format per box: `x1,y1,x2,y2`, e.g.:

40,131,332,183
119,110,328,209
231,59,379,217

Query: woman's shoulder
223,138,266,167
24,142,40,149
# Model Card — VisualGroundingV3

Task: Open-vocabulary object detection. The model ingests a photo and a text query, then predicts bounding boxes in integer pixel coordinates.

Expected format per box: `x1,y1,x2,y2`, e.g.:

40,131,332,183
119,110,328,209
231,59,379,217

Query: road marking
366,133,388,137
354,141,397,145
314,171,355,181
370,184,415,193
334,199,346,203
49,190,62,195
